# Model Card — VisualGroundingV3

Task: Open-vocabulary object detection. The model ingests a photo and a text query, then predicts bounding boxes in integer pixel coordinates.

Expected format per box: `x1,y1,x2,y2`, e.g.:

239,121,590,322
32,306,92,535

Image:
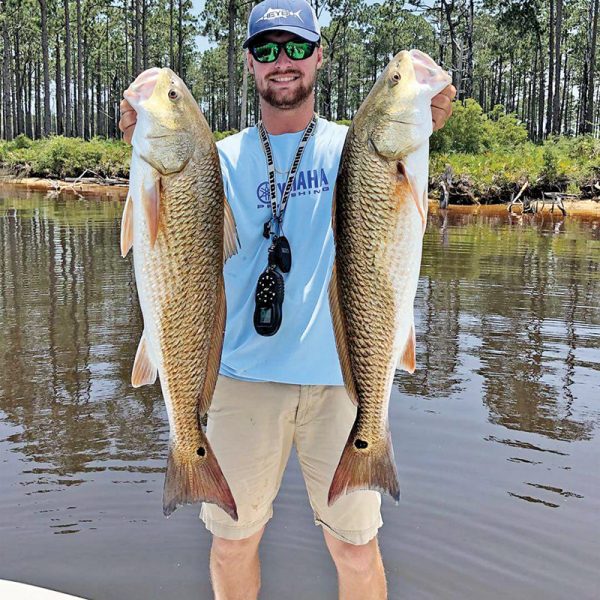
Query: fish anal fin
328,427,400,506
163,437,238,521
329,263,359,406
131,333,157,387
223,196,240,262
120,193,134,258
197,278,226,417
397,161,426,229
397,324,416,374
142,174,161,248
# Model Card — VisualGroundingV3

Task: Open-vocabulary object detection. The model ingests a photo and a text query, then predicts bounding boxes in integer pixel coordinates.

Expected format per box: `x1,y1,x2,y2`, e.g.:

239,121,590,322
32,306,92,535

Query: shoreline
1,177,599,217
0,176,129,199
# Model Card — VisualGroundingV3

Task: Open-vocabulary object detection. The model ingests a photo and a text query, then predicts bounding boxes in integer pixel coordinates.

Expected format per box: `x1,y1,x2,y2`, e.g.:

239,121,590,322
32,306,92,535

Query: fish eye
168,88,179,100
391,72,402,84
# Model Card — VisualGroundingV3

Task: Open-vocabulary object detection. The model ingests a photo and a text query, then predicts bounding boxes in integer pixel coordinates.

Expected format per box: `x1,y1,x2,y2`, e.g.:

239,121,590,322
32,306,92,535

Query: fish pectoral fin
331,184,337,242
197,278,226,417
328,263,359,406
120,192,134,257
131,332,158,387
142,173,161,248
398,161,426,230
397,323,416,374
223,196,240,262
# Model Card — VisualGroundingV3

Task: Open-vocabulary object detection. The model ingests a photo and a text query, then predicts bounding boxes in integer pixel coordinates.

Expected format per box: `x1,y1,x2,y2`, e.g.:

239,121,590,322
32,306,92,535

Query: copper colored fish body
328,51,451,506
122,68,239,519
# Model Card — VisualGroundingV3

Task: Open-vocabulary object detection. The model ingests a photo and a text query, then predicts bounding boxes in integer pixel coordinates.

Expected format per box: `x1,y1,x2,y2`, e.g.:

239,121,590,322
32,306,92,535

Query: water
0,189,599,599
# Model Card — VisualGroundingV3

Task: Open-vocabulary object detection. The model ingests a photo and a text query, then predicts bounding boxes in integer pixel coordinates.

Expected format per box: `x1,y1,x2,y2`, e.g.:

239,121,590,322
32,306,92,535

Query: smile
270,76,299,82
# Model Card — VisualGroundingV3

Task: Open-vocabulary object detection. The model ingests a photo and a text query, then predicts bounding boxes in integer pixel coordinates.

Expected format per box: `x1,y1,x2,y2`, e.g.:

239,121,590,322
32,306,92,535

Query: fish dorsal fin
132,332,158,387
329,263,359,406
398,161,426,230
120,193,134,258
223,196,239,262
197,277,226,417
397,323,416,374
142,173,161,248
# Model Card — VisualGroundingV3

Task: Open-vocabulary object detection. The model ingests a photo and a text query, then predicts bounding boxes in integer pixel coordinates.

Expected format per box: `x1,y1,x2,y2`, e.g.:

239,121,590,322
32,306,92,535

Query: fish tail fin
163,437,238,521
328,428,400,507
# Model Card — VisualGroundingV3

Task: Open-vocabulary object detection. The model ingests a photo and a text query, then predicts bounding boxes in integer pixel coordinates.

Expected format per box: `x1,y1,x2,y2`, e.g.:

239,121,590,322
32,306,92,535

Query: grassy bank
428,100,600,203
2,102,600,204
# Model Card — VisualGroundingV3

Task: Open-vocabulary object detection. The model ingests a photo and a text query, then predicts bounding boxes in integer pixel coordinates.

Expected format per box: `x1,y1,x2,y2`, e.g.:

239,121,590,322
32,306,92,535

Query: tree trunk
38,0,51,136
1,0,13,140
546,0,554,137
64,0,72,136
142,0,148,71
169,0,174,69
178,0,184,76
552,0,562,134
583,0,599,133
227,0,237,130
14,14,24,136
134,0,141,76
84,32,90,139
35,60,41,139
25,63,33,138
76,0,83,137
56,34,64,135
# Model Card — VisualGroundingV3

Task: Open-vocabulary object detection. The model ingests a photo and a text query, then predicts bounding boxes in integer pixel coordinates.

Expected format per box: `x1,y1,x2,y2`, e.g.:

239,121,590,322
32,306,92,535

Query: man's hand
432,84,456,131
119,98,137,145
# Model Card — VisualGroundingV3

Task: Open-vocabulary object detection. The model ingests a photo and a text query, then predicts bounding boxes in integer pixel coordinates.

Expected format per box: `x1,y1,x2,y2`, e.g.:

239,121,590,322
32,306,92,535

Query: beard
256,70,316,110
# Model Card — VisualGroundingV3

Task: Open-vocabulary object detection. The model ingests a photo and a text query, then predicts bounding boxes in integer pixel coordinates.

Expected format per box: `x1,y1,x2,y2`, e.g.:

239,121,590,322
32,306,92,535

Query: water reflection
0,192,166,489
398,211,600,442
2,197,599,480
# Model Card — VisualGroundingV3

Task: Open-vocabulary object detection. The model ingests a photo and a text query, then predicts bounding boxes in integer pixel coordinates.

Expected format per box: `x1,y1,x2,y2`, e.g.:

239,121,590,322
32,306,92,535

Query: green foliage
11,135,33,150
213,130,238,142
431,100,529,154
430,134,598,203
484,112,529,149
0,137,131,178
431,99,487,154
541,146,559,181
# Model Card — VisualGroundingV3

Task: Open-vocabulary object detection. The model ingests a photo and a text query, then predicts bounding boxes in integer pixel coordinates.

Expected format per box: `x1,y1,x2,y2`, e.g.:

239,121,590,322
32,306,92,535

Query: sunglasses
250,39,318,63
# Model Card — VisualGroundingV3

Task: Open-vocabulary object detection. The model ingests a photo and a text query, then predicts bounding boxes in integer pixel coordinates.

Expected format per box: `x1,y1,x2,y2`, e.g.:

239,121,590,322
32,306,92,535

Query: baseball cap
243,0,320,49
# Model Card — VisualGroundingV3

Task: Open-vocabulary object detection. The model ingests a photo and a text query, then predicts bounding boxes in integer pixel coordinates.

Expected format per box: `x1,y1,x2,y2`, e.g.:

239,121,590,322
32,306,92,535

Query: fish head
359,50,451,159
124,68,210,175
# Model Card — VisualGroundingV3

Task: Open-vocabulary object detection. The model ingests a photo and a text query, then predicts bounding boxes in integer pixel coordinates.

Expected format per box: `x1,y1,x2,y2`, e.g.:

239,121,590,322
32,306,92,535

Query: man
120,1,455,598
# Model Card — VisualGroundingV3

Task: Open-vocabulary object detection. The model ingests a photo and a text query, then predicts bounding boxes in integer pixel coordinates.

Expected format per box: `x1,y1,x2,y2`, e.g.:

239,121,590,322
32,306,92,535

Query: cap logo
258,8,304,23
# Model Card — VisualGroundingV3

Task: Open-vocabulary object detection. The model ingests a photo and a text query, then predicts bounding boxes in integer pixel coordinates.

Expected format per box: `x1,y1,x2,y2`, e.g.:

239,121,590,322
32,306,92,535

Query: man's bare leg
210,526,265,600
324,530,387,600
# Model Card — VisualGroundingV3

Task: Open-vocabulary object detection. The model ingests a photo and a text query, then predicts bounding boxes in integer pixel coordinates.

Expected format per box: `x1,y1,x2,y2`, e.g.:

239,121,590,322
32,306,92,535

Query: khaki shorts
200,375,382,545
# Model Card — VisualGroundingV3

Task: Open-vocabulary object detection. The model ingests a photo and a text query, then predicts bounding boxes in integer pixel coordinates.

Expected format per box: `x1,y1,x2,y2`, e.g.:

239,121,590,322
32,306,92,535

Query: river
0,188,599,599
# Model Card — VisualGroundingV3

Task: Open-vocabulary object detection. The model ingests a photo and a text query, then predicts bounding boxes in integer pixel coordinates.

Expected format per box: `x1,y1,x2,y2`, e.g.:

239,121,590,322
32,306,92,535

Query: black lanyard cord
257,114,318,237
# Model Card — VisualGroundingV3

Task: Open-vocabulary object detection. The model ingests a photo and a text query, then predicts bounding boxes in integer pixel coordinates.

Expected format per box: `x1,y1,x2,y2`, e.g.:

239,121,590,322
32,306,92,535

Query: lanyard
257,114,317,237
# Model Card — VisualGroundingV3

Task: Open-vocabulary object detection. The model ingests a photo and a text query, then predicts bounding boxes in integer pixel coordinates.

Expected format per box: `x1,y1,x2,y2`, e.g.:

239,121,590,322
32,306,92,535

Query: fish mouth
387,117,426,127
146,134,179,140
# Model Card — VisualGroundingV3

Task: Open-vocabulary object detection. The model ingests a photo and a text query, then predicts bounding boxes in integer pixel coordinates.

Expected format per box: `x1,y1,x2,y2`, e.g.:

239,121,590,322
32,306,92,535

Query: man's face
247,31,323,110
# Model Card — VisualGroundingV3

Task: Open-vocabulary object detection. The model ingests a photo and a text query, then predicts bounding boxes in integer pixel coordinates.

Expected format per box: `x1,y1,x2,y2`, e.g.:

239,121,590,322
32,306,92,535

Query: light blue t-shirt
216,117,348,385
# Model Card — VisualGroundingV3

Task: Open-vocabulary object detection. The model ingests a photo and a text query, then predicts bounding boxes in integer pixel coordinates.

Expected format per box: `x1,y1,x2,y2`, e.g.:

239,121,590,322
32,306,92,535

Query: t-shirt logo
256,168,330,208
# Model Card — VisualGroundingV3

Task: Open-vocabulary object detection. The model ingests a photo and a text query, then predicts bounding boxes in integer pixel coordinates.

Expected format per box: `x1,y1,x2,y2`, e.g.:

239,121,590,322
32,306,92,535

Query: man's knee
211,527,264,565
325,531,380,575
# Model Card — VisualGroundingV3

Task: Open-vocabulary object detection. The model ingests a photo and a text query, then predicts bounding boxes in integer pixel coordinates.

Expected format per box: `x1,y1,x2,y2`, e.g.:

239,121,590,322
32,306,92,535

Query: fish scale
122,67,239,519
328,50,451,506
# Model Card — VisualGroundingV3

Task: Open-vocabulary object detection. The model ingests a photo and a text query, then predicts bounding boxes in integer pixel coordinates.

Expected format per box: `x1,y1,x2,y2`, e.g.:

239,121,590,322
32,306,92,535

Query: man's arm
118,84,457,144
